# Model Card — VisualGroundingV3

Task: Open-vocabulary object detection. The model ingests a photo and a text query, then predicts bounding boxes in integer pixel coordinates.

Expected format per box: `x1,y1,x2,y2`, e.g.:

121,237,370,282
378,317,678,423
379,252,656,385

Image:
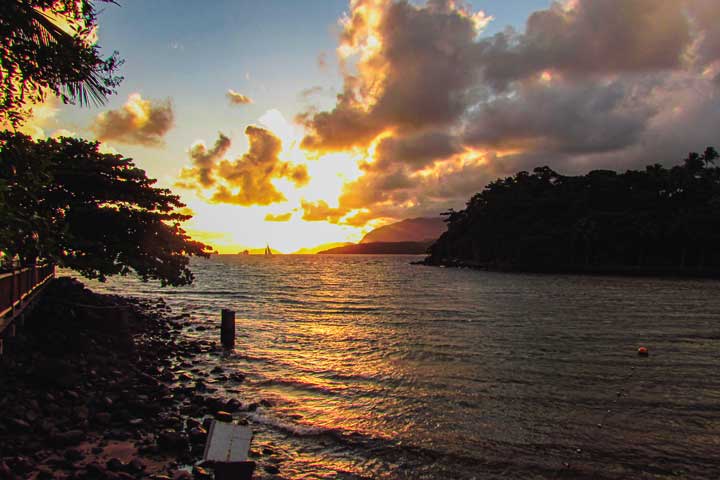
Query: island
423,149,720,277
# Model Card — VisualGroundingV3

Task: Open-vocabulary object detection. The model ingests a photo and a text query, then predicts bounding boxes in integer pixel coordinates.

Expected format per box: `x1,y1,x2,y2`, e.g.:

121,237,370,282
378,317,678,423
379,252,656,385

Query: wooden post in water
221,309,235,349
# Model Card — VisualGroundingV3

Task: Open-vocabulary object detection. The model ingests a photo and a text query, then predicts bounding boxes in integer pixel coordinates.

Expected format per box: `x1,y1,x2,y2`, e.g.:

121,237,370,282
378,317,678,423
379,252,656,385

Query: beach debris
202,420,255,480
638,346,649,356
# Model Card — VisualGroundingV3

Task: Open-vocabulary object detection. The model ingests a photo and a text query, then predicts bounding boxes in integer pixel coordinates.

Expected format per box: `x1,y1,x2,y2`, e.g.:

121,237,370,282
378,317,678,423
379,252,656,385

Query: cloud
227,89,253,105
177,126,309,207
300,200,347,223
462,78,655,154
92,93,174,146
476,0,694,89
299,86,324,99
292,0,720,228
178,133,232,188
300,0,490,152
264,212,293,222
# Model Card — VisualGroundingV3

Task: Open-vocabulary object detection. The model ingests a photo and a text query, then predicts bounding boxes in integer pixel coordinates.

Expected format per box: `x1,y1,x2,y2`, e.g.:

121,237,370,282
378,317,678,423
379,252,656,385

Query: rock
36,467,54,480
229,372,246,382
172,471,193,480
202,418,213,431
85,462,107,477
127,458,145,473
214,411,233,422
188,427,208,445
51,429,85,446
192,465,212,479
186,418,201,430
264,465,280,474
11,418,31,430
109,457,129,472
225,399,242,412
64,448,84,462
95,412,112,425
158,429,188,452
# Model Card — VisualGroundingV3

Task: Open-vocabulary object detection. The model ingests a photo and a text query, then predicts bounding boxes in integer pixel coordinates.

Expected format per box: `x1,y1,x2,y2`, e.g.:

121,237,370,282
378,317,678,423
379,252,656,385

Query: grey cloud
92,94,174,147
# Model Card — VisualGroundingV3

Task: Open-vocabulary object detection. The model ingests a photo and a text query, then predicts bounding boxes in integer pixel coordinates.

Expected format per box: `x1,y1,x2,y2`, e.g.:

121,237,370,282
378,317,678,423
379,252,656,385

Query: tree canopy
0,132,210,285
427,148,720,272
0,0,122,127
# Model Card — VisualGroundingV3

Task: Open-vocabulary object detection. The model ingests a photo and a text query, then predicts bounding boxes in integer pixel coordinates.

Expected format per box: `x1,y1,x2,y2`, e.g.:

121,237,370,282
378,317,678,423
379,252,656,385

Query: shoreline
416,257,720,279
0,277,279,479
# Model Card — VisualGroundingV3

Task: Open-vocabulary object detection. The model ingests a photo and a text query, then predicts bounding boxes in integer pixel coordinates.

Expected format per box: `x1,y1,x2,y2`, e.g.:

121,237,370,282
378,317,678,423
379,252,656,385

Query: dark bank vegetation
426,148,720,274
0,132,210,285
1,2,210,285
0,0,122,128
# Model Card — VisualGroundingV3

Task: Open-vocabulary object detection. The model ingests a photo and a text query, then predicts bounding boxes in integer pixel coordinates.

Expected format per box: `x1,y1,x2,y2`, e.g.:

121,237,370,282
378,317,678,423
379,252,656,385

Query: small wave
256,377,348,396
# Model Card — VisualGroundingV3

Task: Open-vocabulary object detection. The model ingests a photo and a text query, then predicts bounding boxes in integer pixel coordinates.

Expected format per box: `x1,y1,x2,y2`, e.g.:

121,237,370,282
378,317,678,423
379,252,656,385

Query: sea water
78,255,720,479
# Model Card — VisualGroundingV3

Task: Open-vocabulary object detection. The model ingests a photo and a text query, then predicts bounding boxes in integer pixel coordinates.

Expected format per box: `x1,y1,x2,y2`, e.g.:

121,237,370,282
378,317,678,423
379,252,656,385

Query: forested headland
425,149,720,275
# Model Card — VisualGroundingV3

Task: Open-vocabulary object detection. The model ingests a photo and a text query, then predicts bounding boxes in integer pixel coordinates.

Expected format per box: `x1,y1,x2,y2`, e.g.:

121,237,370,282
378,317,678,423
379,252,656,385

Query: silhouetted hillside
318,241,433,255
360,217,445,243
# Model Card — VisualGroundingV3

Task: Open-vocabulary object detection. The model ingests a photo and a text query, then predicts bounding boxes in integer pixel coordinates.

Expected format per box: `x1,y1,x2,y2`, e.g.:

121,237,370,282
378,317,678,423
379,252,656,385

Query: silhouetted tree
0,132,210,285
427,148,720,273
0,0,122,127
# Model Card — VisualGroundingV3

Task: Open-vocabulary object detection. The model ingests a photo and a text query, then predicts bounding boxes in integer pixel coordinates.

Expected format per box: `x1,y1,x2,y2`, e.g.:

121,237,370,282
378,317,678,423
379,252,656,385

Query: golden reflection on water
77,257,720,479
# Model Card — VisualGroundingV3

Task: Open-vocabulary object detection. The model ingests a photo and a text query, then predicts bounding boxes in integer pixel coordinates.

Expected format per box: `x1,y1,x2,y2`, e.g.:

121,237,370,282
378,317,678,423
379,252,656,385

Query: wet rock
214,411,233,422
229,372,246,383
225,399,242,412
186,418,200,430
192,465,212,479
264,465,280,474
188,427,208,445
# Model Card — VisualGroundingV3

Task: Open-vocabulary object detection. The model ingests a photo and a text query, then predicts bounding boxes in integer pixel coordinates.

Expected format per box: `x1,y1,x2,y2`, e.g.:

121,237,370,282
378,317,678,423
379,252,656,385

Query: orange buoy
637,346,649,356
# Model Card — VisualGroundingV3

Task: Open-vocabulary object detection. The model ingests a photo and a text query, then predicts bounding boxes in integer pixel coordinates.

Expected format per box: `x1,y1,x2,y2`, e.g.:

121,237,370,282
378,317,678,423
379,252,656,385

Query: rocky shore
0,277,277,480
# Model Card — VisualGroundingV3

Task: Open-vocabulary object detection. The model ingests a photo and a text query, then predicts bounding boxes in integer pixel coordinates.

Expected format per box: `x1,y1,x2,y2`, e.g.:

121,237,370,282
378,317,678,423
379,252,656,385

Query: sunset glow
21,0,720,253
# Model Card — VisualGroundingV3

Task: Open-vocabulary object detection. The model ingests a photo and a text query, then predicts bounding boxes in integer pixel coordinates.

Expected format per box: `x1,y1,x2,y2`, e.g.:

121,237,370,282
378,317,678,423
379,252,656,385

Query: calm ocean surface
78,255,720,479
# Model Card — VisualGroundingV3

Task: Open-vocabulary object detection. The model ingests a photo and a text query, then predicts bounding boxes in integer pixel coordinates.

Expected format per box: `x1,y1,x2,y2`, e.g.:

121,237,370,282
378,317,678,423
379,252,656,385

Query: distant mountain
317,241,433,255
293,242,353,254
360,217,446,244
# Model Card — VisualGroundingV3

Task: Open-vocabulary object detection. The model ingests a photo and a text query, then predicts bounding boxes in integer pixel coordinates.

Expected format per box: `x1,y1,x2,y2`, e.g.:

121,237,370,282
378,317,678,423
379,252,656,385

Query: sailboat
264,243,272,257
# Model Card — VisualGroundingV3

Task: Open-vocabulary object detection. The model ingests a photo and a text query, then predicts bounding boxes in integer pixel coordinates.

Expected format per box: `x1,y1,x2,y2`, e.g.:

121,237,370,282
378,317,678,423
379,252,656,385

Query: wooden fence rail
0,264,55,352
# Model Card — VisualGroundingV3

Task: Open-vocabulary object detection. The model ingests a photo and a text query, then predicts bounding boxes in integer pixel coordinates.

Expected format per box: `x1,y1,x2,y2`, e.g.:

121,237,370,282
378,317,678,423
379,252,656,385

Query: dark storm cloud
462,79,655,154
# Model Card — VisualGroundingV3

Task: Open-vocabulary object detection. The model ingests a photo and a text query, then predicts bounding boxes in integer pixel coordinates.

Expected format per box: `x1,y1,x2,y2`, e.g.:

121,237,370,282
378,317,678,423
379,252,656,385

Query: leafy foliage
0,132,211,285
0,0,123,127
429,148,720,270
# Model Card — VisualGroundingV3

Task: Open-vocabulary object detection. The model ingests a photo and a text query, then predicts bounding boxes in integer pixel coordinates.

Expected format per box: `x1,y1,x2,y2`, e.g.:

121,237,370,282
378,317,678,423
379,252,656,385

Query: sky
24,0,720,253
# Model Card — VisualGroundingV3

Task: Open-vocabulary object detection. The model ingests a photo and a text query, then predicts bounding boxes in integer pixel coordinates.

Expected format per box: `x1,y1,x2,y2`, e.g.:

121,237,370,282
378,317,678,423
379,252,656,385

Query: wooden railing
0,264,55,337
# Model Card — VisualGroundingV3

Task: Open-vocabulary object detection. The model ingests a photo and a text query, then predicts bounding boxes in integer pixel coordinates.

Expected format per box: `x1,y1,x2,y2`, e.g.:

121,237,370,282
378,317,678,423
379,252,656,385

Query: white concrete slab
202,420,253,463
